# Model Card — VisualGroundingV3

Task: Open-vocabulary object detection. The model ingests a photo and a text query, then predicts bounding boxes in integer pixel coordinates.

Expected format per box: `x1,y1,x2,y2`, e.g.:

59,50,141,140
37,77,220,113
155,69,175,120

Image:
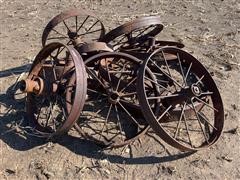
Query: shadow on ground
0,65,194,165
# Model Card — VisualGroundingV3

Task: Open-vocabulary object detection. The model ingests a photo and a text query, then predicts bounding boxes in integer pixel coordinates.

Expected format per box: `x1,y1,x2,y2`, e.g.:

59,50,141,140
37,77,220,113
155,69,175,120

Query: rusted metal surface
16,8,224,151
137,47,224,151
77,52,150,148
77,42,113,54
102,16,164,51
42,8,105,47
23,42,87,138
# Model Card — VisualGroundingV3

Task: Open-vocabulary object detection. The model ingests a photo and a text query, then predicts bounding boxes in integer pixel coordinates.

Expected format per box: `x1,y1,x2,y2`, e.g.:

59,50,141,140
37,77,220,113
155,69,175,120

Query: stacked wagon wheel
17,8,224,152
20,42,87,138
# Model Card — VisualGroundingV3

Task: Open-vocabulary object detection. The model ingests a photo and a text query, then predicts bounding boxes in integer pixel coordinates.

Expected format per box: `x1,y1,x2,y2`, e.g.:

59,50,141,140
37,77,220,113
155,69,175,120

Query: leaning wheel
101,16,164,51
20,42,87,138
137,47,224,151
42,8,105,47
75,52,156,148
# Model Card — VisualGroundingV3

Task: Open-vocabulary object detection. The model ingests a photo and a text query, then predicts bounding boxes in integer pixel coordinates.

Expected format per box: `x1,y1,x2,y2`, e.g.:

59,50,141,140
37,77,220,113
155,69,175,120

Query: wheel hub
191,84,202,96
108,91,120,104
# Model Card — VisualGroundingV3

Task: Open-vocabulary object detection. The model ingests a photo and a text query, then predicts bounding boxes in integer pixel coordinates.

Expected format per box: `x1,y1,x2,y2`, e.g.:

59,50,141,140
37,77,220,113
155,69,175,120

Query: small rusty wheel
42,8,105,47
22,42,87,138
137,47,224,151
101,16,164,51
74,52,155,148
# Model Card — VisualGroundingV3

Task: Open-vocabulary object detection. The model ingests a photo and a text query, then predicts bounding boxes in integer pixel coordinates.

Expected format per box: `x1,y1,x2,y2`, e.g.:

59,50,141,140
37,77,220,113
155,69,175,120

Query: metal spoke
157,105,172,122
87,96,107,104
189,100,209,143
94,101,108,117
182,110,193,147
120,91,138,97
63,20,71,32
184,62,192,83
115,64,126,91
195,75,205,85
147,93,181,100
174,102,186,138
149,58,183,88
76,15,89,33
193,96,218,112
118,101,141,127
52,29,70,39
47,36,68,40
75,16,78,32
78,28,102,36
99,104,113,140
201,91,213,96
85,66,107,89
105,58,113,91
161,51,177,91
55,46,65,57
108,70,132,74
87,88,107,97
196,110,218,130
67,40,73,45
119,76,137,93
144,76,171,93
114,105,124,141
177,53,187,86
85,20,99,33
49,57,57,81
135,25,153,38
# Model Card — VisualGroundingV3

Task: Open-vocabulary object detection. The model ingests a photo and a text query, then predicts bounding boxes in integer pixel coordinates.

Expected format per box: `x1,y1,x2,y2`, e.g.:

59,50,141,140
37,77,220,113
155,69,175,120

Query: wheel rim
137,47,224,151
102,16,164,51
25,42,87,137
75,52,152,148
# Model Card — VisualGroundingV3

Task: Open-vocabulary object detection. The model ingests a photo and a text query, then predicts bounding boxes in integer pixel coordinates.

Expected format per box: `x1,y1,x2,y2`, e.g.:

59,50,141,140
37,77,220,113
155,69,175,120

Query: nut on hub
19,77,44,95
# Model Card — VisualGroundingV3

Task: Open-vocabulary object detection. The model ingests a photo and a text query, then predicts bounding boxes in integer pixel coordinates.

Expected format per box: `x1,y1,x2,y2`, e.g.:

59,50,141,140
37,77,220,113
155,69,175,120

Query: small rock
100,159,108,164
231,104,237,110
219,64,232,71
125,147,130,153
104,169,111,175
222,156,233,162
42,169,54,179
210,71,214,76
167,166,176,175
161,165,176,175
5,169,15,175
224,127,239,135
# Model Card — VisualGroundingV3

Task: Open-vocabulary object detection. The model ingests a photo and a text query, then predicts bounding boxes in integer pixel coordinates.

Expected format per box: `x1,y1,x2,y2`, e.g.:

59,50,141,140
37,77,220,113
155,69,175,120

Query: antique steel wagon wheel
74,52,156,148
137,47,224,151
101,16,164,51
20,42,87,138
42,8,105,47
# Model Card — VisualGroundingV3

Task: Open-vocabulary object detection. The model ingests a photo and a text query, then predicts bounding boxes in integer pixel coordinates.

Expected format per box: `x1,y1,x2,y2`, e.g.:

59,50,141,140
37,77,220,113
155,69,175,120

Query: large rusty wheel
137,47,224,151
74,52,155,148
21,42,87,138
102,16,164,51
42,8,105,47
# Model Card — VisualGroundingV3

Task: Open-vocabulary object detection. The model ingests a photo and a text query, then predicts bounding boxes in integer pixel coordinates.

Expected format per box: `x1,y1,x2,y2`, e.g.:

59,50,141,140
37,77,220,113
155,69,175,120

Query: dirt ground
0,0,240,179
